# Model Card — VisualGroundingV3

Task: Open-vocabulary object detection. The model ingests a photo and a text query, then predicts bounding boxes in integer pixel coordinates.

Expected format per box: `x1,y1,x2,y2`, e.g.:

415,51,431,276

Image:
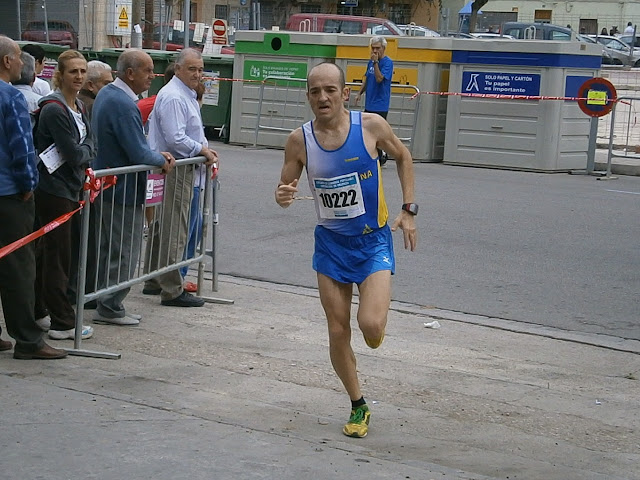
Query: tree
470,0,490,33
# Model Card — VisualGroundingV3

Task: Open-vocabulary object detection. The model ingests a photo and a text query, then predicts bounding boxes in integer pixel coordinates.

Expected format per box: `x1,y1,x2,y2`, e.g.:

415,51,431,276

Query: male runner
275,62,417,438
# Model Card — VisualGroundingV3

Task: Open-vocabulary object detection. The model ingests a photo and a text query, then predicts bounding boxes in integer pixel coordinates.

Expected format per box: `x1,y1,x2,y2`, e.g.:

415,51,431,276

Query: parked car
444,31,474,38
398,24,440,37
285,14,403,35
589,34,640,66
470,32,515,39
21,20,77,50
499,23,606,64
616,33,640,48
502,22,574,41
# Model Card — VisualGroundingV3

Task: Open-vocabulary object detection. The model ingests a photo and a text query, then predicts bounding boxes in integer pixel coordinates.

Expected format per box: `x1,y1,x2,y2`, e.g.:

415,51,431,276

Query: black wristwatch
402,203,418,215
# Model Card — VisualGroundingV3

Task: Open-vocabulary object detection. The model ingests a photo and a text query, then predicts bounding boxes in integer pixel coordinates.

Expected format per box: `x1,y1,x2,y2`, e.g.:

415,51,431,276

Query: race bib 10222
313,172,366,220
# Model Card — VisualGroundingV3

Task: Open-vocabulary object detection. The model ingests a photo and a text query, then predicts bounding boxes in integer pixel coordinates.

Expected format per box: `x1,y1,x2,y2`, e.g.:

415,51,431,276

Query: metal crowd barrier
604,96,640,179
68,156,230,359
253,75,420,152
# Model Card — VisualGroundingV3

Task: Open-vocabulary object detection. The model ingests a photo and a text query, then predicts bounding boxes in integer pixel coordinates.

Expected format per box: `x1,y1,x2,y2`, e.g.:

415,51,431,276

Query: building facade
5,1,640,50
2,1,440,51
440,0,640,34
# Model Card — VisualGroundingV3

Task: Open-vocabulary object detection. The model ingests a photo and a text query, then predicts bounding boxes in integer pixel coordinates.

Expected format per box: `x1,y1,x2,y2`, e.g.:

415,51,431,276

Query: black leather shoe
0,339,12,351
13,343,68,360
161,291,205,307
142,287,162,295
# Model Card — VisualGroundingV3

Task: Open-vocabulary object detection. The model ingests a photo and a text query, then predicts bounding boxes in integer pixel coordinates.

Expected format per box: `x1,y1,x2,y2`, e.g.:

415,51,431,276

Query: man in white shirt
624,22,635,34
143,48,218,307
21,44,51,96
12,52,41,114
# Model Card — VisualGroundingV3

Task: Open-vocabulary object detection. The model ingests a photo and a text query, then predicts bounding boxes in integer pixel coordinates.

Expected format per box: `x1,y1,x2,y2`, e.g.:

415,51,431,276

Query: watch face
403,203,418,215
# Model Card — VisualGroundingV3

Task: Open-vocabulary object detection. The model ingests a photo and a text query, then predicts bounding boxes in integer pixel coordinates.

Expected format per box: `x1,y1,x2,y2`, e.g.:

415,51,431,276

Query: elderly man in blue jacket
92,49,175,326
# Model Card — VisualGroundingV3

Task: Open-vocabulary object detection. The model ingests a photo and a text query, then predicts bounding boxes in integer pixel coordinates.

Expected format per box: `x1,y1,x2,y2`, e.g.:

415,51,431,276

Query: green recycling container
200,53,234,139
17,41,69,62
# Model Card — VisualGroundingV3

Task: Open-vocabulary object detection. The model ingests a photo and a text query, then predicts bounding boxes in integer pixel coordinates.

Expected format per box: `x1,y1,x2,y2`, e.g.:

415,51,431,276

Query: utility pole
183,0,190,49
144,0,154,48
16,0,21,39
161,0,174,51
131,0,142,48
42,0,50,44
249,0,255,30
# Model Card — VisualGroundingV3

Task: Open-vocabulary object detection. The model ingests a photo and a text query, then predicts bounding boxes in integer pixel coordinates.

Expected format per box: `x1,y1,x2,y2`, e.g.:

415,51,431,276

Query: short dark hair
307,62,345,91
164,62,176,84
22,44,46,63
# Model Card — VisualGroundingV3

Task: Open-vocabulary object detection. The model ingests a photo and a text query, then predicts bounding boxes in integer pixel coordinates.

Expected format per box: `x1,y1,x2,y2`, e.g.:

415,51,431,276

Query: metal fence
597,68,640,148
253,75,421,152
70,157,224,359
606,96,640,175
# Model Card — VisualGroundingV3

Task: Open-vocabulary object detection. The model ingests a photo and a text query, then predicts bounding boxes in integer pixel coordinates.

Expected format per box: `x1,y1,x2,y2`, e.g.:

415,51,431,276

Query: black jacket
34,91,96,202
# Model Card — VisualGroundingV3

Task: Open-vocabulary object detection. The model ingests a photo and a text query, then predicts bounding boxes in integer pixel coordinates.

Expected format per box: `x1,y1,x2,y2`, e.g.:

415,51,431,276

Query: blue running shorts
313,224,395,285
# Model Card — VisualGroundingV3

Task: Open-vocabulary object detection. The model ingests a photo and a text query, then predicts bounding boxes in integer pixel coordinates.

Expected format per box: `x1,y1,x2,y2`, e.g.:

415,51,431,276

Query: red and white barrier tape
0,169,117,261
411,91,614,102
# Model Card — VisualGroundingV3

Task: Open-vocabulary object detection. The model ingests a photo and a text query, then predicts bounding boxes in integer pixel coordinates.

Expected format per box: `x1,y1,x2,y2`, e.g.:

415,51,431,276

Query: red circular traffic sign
212,19,226,36
577,77,617,117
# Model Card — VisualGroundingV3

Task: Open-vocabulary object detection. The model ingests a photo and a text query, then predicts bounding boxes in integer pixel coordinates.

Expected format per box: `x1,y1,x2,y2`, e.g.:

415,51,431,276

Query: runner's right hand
275,178,299,208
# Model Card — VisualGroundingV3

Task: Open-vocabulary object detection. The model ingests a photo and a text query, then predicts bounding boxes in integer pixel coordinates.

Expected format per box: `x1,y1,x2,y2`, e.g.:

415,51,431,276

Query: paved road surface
212,144,640,341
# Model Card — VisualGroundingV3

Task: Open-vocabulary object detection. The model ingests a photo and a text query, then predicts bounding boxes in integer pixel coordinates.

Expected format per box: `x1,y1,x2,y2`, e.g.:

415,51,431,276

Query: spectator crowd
0,36,216,359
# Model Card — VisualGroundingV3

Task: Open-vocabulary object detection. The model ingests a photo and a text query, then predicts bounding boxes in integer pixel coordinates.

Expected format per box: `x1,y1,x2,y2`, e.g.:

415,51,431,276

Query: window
605,39,629,51
301,4,321,14
337,6,364,16
324,20,362,34
259,1,276,30
534,10,552,24
550,30,571,41
370,24,394,36
503,28,523,39
215,5,229,20
579,19,597,35
388,4,411,25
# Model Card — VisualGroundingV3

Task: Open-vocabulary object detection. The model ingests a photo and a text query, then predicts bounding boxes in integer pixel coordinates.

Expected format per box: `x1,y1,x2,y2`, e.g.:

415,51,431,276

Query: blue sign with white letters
461,72,541,96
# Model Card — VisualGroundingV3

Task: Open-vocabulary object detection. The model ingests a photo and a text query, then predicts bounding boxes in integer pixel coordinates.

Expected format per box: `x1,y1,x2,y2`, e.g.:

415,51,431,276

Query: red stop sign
213,20,226,36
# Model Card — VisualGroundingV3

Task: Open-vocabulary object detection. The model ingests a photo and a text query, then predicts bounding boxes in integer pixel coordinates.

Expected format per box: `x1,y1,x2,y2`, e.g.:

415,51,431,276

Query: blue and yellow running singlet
303,111,388,236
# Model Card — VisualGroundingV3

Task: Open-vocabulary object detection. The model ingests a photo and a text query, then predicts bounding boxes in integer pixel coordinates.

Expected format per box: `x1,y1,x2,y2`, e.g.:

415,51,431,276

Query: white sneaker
36,316,51,332
48,325,94,340
93,314,139,326
126,313,142,321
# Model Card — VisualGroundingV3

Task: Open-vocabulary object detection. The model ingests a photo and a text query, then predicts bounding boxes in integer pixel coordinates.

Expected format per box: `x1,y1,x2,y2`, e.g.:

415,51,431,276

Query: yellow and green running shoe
342,404,371,438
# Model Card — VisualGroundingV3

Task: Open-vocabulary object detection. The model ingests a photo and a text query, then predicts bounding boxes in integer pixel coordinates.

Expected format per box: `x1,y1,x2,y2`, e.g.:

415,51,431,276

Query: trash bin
444,40,602,171
18,41,69,61
230,31,455,161
146,50,177,95
201,54,234,140
229,31,339,147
